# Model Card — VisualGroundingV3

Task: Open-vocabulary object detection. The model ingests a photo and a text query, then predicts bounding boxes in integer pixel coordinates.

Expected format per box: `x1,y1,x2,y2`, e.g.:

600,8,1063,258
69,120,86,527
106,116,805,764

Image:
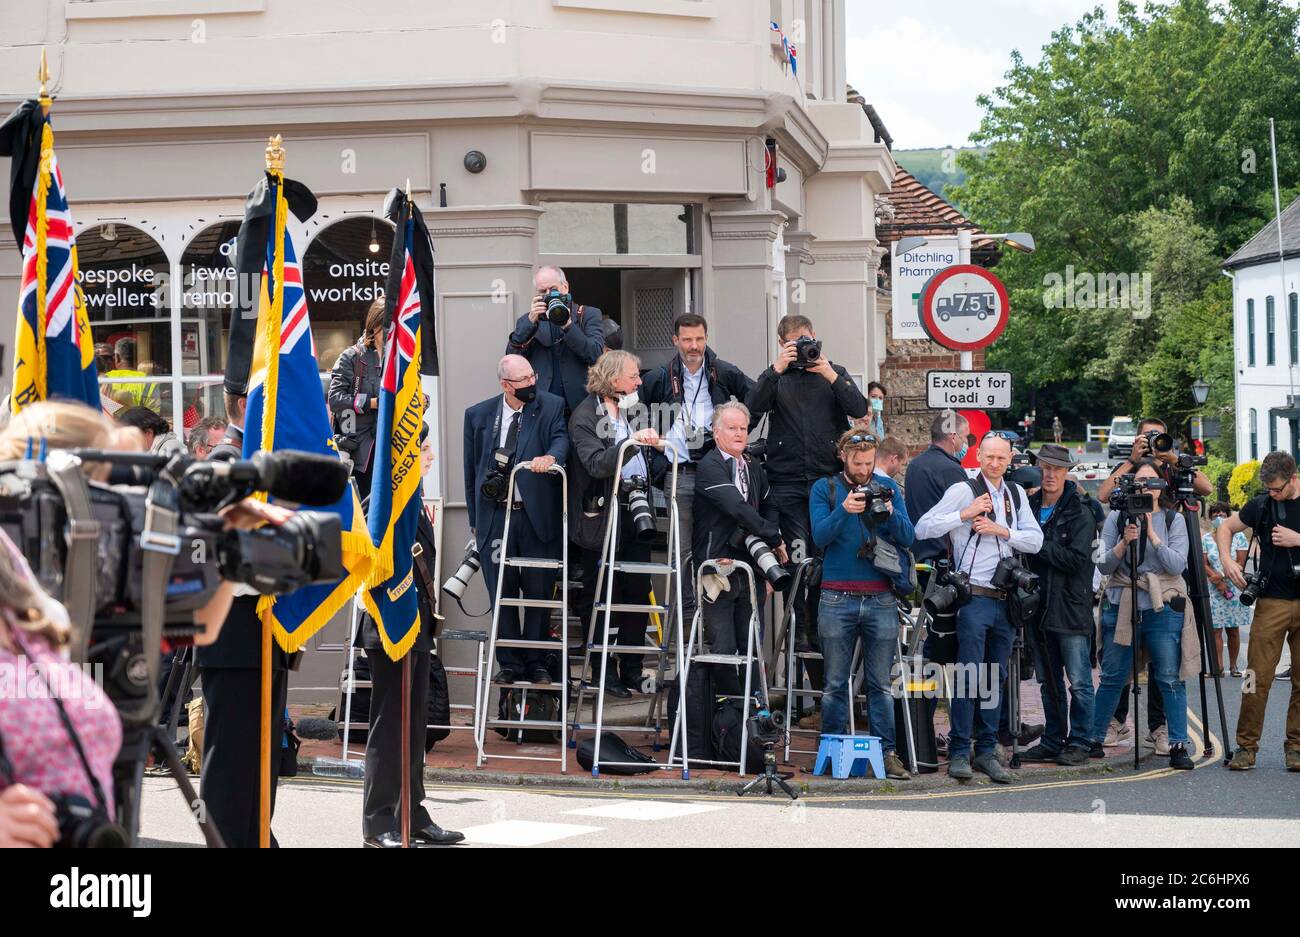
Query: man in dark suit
693,400,785,695
196,390,295,848
464,354,570,685
505,265,605,413
361,425,464,847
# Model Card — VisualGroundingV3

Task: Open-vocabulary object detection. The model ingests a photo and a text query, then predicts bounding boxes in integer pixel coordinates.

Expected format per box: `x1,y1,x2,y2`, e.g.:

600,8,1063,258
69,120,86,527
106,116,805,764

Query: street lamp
1192,378,1210,406
892,231,1037,257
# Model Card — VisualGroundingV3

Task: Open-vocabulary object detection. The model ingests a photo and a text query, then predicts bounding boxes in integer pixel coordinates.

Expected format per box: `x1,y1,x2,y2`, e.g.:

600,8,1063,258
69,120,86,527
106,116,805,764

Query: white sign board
926,370,1013,410
891,236,959,339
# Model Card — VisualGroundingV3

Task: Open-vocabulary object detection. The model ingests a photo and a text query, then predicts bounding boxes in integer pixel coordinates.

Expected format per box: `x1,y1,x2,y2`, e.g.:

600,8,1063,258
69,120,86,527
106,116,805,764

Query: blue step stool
813,734,886,780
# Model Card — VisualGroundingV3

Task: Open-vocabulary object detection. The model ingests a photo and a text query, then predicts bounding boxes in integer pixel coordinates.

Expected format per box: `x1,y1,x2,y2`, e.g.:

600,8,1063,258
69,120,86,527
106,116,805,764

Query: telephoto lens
923,565,971,616
442,540,482,600
544,288,571,326
738,533,792,590
620,476,657,543
1143,430,1174,453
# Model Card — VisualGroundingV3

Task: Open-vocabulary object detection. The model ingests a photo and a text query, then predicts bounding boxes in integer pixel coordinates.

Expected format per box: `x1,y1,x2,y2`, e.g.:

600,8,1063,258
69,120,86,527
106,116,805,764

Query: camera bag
575,731,655,775
712,697,766,774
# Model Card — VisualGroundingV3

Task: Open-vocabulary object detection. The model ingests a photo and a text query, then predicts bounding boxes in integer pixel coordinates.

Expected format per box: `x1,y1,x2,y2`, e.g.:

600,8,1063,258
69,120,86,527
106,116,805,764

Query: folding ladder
474,463,570,770
568,438,688,777
668,558,768,777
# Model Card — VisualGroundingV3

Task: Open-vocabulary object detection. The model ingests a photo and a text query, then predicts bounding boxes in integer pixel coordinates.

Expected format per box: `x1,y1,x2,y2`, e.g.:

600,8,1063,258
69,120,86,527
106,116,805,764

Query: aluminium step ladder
668,559,768,777
568,438,689,777
474,462,571,771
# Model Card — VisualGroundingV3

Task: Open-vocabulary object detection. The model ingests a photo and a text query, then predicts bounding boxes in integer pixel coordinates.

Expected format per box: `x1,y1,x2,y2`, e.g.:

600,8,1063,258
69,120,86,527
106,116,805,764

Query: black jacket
358,504,437,654
640,349,754,459
1027,480,1097,635
745,363,868,483
691,447,781,564
327,342,383,473
566,393,668,548
904,444,969,562
506,304,605,413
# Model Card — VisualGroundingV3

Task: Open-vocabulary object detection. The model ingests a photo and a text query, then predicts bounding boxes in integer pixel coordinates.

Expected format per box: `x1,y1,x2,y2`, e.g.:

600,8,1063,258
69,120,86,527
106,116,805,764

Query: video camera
1107,472,1165,519
1170,451,1207,500
788,336,823,370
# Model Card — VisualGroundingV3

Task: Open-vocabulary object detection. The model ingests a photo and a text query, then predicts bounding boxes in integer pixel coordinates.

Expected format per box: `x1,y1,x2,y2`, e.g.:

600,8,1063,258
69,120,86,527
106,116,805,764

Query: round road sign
918,264,1010,351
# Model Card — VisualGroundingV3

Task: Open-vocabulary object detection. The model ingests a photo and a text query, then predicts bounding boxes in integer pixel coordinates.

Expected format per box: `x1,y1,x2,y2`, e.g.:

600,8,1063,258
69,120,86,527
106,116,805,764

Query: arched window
302,215,395,372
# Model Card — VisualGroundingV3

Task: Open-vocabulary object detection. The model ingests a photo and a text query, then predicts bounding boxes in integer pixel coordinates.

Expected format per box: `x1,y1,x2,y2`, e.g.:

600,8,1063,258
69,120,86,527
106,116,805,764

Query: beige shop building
0,0,895,702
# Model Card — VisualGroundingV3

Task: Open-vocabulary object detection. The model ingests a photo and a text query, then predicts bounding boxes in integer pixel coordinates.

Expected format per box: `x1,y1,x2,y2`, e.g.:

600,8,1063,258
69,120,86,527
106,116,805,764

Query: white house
1225,195,1300,462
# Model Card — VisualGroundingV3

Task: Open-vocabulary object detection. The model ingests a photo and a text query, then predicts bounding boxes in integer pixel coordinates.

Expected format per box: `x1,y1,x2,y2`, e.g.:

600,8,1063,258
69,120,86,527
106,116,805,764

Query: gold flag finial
37,48,51,113
265,134,285,173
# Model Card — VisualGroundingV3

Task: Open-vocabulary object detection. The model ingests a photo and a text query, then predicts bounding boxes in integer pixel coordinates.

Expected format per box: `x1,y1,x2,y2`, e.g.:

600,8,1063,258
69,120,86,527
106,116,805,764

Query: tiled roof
1224,195,1300,270
878,165,998,258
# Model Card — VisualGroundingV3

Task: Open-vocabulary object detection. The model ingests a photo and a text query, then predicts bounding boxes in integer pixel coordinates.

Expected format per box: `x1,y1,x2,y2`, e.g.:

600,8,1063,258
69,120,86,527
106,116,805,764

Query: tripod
1121,511,1145,772
1173,493,1232,765
737,740,798,800
113,720,225,848
1006,623,1025,768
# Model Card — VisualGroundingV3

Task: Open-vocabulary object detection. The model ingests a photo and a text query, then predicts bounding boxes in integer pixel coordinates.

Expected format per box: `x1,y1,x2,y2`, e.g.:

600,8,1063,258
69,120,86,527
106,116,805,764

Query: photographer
1215,451,1300,772
810,430,914,780
1098,417,1212,502
692,401,783,695
463,355,569,685
1087,458,1195,770
569,350,673,697
506,265,605,414
1021,445,1096,767
327,298,384,497
641,313,754,622
915,434,1043,783
746,314,869,657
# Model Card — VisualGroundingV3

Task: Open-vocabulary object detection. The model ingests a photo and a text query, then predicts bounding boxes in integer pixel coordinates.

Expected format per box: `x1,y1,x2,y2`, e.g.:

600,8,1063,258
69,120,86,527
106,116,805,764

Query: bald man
915,434,1044,783
505,265,605,413
464,354,570,684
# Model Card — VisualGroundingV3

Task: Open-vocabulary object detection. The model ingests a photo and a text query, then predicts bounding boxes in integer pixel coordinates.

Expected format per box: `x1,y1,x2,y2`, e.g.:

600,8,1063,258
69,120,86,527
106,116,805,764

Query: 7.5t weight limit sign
927,370,1013,410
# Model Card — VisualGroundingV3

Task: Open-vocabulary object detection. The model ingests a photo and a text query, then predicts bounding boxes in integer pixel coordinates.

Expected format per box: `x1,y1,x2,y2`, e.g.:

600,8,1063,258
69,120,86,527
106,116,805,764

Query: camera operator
506,265,605,414
569,350,674,697
810,430,914,780
746,314,869,658
915,433,1043,783
1215,451,1300,772
463,355,569,685
641,314,754,623
692,401,783,694
1087,458,1195,769
1020,445,1097,767
327,298,384,498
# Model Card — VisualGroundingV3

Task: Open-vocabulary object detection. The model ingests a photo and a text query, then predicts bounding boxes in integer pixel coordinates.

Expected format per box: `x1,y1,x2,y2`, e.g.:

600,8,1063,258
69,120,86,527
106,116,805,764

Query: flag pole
259,134,286,850
38,48,51,115
398,176,413,850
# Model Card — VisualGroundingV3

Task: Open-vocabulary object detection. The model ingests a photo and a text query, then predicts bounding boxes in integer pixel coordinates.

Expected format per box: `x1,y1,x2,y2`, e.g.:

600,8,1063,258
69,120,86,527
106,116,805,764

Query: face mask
513,383,536,404
1211,516,1225,529
617,391,639,410
957,444,969,461
871,398,884,412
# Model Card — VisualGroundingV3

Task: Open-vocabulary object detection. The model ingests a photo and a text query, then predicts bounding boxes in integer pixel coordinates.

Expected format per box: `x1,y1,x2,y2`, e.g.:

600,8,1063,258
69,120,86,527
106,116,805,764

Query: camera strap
44,453,101,668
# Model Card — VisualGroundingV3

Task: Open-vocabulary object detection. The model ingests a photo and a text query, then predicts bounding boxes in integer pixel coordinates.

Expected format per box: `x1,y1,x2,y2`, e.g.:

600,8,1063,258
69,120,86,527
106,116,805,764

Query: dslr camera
788,336,823,370
480,446,514,503
1139,429,1174,455
728,528,791,590
1239,570,1268,607
442,538,482,601
541,287,573,327
923,557,971,616
620,475,657,543
853,481,893,526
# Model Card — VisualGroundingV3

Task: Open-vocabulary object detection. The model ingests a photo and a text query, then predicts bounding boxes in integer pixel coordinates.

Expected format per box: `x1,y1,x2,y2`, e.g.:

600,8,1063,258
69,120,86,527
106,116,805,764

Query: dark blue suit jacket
463,389,569,545
505,304,605,412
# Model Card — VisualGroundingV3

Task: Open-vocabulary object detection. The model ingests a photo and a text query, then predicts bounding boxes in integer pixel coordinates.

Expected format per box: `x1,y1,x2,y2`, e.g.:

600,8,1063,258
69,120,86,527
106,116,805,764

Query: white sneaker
1104,719,1131,747
1146,724,1170,756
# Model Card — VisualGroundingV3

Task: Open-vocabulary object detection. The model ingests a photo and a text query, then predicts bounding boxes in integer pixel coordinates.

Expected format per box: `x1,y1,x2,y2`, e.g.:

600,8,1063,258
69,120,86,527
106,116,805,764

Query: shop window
302,216,395,372
179,220,241,379
539,203,695,255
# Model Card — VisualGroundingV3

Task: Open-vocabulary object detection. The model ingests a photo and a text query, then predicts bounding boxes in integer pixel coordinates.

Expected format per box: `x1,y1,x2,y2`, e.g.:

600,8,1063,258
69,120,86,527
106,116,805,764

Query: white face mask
617,390,639,410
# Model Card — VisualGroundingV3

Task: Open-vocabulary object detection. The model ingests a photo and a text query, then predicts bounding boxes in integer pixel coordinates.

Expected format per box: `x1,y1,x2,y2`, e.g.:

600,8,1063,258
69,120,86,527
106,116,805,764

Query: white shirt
914,473,1044,587
720,449,749,499
680,360,714,450
498,396,525,503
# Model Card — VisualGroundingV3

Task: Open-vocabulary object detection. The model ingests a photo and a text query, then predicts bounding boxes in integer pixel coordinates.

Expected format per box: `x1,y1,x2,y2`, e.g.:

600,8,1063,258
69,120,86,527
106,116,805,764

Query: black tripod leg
1180,505,1232,763
151,727,226,848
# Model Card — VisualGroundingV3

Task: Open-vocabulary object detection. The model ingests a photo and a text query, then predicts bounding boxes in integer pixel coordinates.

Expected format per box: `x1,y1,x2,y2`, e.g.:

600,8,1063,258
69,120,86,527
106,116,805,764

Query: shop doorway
565,266,693,372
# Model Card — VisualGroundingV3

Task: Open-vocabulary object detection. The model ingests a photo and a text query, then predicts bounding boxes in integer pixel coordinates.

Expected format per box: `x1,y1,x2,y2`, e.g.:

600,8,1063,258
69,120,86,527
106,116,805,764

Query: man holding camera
464,355,569,685
506,265,605,414
746,315,869,658
1021,444,1097,767
810,430,914,779
641,313,754,623
692,401,784,693
569,350,674,697
1214,451,1300,772
915,434,1043,783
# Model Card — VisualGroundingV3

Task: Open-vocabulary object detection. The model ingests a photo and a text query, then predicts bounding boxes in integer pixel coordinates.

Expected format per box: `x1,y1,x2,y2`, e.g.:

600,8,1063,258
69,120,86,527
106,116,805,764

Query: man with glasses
1215,451,1300,772
464,354,570,684
506,264,605,414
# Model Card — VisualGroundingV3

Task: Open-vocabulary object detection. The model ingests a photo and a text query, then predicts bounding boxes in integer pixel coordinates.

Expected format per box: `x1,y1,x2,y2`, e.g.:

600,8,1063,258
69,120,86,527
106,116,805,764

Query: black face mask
513,383,537,405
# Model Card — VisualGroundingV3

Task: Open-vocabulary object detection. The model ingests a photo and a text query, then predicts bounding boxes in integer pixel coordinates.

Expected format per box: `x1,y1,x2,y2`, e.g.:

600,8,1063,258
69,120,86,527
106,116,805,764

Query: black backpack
495,687,561,743
666,662,719,765
712,697,765,774
575,732,656,775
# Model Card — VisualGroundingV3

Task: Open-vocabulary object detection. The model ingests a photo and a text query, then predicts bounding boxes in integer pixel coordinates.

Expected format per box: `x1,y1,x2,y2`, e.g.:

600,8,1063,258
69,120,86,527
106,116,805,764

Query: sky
845,0,1125,150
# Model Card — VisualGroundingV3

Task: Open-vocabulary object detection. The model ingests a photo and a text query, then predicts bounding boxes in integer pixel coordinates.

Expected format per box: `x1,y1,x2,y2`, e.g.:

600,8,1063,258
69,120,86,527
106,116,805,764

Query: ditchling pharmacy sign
891,236,958,340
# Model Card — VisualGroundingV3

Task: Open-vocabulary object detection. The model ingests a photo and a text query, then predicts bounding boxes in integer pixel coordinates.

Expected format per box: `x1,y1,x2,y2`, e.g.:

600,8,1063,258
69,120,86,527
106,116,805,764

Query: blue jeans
950,597,1014,760
1029,629,1095,753
817,590,899,752
1089,605,1188,746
